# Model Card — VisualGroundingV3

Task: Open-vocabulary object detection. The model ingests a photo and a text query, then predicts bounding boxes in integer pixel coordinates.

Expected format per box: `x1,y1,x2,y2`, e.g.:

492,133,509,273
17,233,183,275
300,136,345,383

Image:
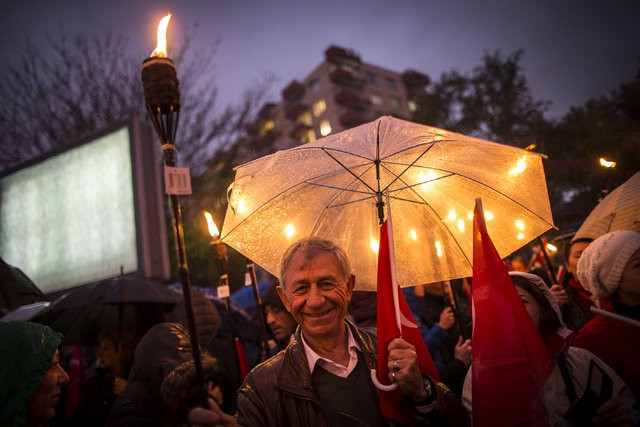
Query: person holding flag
462,199,637,426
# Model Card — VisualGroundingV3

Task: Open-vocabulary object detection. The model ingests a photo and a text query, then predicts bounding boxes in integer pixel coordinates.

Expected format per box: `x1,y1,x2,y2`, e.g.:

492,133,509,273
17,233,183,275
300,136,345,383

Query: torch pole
142,49,206,405
536,237,558,285
162,150,206,405
246,260,271,361
210,239,246,382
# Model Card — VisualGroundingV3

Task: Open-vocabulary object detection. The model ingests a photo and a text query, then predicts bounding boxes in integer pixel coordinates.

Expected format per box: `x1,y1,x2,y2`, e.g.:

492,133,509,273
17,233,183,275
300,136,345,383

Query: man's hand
593,398,632,426
438,307,455,330
387,337,430,402
188,398,239,427
453,336,472,367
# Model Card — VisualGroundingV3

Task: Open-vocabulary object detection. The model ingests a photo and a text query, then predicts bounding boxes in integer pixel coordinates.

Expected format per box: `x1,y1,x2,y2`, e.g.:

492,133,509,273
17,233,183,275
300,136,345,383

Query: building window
408,100,418,112
300,128,316,144
319,119,332,137
370,94,383,106
386,77,397,91
312,99,327,117
259,120,275,136
366,72,377,85
298,111,312,126
309,79,320,94
390,96,401,110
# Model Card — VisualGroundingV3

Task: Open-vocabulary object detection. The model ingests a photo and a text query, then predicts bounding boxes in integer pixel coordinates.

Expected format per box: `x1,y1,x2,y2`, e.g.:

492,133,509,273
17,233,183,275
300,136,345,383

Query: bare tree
0,28,271,174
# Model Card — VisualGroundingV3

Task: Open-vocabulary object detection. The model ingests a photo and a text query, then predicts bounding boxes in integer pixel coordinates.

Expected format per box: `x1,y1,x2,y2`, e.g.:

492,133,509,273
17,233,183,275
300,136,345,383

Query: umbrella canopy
574,171,640,241
221,116,554,291
32,275,180,345
0,257,48,315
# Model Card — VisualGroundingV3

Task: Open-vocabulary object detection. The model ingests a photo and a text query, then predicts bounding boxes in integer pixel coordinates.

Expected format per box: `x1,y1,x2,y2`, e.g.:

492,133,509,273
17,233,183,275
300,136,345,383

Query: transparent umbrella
221,116,554,290
574,171,640,241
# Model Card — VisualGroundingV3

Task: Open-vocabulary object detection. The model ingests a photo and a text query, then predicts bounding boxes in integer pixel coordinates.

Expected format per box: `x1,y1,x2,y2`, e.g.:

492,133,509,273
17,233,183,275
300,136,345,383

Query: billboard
0,117,170,294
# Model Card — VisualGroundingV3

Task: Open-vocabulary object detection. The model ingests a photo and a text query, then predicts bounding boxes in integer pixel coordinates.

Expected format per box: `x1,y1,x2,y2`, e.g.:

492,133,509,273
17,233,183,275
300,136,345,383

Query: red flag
64,345,85,418
234,337,250,380
376,219,439,425
472,199,553,426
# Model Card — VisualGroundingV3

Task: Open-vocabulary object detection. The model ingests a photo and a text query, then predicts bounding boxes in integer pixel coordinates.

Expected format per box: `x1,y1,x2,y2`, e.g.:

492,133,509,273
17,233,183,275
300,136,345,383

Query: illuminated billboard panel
0,118,170,294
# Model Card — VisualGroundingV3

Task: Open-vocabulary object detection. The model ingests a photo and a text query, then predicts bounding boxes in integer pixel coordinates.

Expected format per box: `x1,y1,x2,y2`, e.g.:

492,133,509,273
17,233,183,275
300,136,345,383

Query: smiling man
236,237,464,426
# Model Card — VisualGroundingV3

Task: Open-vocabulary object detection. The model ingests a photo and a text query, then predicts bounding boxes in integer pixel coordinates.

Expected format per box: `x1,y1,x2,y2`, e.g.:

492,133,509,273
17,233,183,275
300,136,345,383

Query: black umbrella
33,275,180,345
0,256,48,316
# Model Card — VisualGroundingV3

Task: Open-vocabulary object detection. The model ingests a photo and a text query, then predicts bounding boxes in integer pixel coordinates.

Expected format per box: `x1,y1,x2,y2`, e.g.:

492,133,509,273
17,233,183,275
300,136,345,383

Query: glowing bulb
435,241,443,257
285,223,295,238
484,211,494,221
546,243,558,253
370,239,380,253
515,220,525,231
448,209,457,222
599,158,617,168
410,229,417,240
517,233,525,240
419,170,437,191
508,156,527,175
236,198,247,213
457,219,465,233
467,212,474,221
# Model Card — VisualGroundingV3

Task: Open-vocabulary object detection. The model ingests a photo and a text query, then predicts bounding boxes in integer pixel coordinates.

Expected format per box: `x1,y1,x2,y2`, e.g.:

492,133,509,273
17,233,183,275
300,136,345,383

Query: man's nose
306,286,325,306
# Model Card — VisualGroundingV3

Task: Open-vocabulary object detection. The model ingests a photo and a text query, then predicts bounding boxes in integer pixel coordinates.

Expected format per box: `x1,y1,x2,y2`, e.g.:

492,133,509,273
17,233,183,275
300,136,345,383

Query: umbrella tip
120,265,124,276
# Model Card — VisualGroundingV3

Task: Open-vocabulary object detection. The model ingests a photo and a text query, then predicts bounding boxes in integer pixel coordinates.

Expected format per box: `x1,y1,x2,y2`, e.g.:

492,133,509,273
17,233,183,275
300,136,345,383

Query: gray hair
279,237,352,288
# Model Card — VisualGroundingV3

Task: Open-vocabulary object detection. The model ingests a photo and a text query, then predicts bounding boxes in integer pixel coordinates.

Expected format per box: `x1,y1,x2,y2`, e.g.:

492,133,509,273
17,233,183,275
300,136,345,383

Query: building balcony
334,89,370,111
330,68,366,89
284,100,309,120
282,81,305,101
339,111,369,128
325,45,361,66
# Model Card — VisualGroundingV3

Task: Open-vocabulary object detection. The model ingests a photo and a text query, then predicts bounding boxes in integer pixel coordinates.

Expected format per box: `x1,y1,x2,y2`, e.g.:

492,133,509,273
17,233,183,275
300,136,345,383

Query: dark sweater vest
312,351,383,427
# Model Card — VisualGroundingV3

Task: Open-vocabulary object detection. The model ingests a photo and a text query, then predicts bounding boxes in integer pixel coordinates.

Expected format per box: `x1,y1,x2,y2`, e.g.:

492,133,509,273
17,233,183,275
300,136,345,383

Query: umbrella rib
380,143,437,193
305,181,375,195
318,148,378,194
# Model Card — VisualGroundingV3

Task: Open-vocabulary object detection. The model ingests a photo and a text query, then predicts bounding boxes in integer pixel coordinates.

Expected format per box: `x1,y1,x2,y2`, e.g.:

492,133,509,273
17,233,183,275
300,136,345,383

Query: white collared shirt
300,323,362,378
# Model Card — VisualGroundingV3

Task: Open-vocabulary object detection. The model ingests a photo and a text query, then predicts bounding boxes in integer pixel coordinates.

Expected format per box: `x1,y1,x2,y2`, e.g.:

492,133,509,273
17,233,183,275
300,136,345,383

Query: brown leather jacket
237,320,470,427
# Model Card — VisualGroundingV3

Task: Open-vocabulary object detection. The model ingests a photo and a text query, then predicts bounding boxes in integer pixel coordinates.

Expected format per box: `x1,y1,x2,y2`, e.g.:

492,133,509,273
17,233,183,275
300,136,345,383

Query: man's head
277,237,355,345
262,283,297,342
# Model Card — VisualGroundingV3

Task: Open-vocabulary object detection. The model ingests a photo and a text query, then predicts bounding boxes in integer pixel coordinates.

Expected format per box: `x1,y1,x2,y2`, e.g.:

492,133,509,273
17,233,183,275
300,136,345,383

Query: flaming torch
204,211,250,380
141,14,206,403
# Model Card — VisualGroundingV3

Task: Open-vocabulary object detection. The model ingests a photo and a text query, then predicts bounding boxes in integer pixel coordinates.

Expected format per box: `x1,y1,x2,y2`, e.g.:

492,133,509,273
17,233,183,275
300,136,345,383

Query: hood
509,272,573,357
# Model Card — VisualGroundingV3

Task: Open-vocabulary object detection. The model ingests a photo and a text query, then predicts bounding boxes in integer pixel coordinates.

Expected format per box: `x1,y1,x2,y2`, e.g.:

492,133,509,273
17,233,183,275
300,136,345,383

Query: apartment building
251,45,430,152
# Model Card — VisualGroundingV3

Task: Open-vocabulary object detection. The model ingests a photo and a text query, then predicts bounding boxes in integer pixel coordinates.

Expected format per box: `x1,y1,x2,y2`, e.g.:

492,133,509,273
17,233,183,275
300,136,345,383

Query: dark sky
2,0,639,118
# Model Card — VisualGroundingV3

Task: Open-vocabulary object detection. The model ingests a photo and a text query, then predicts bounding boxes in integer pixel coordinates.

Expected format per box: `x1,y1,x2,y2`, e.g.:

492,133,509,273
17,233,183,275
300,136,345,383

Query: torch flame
151,13,172,58
203,211,219,238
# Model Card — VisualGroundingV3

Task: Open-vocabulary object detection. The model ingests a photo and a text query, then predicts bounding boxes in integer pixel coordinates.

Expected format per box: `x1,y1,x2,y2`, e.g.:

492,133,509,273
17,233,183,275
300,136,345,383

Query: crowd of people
1,229,639,426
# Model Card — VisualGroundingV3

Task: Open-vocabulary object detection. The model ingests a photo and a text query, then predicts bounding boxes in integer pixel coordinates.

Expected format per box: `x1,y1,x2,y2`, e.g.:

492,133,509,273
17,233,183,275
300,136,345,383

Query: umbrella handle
370,369,399,391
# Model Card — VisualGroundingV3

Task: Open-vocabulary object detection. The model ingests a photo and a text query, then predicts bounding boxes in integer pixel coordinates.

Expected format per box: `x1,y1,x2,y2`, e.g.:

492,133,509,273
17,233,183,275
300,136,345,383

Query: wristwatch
413,376,437,413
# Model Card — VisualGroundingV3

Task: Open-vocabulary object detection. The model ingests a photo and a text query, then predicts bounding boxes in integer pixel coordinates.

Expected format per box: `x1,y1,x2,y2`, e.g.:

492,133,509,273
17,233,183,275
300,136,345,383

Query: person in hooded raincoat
106,291,227,426
0,321,70,427
462,272,638,426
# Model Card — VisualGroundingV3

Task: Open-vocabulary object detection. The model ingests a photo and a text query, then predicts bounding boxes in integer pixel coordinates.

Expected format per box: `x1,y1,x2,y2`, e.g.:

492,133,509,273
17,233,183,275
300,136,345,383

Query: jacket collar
276,320,378,398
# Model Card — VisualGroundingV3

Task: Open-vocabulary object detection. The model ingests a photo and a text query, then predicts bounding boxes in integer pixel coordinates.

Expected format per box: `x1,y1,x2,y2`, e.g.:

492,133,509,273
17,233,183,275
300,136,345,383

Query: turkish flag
376,219,439,425
471,199,553,426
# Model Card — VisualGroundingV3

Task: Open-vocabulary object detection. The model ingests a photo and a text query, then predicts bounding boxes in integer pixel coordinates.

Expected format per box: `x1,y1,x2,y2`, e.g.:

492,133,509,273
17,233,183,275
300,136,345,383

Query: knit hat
576,230,640,299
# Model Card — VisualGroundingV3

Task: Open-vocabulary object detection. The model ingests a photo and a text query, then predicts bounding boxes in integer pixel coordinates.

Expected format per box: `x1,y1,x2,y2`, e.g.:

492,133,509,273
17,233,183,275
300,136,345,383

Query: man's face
265,304,297,341
98,338,118,371
278,250,354,345
27,350,69,424
567,241,590,275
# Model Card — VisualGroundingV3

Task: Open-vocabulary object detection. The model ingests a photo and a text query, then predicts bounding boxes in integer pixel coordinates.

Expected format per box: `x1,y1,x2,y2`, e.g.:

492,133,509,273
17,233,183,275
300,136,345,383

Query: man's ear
276,285,292,313
346,274,356,300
